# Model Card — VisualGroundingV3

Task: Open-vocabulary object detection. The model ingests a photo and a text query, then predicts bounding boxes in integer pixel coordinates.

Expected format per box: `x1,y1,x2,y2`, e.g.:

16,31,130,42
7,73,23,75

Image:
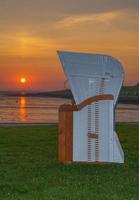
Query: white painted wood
58,51,124,163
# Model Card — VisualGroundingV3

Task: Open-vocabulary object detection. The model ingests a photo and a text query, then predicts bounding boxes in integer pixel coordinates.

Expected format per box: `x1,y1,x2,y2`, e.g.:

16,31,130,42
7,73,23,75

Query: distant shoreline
118,96,139,105
0,122,138,127
0,87,139,105
0,94,139,105
0,122,57,126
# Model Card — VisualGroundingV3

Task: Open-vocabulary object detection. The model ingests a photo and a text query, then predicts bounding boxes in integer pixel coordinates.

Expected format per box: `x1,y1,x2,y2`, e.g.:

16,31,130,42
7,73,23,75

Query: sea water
0,96,138,123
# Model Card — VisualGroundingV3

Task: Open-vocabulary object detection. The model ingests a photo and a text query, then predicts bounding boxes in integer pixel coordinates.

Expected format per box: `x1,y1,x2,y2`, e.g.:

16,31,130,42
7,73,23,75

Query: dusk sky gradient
0,0,139,91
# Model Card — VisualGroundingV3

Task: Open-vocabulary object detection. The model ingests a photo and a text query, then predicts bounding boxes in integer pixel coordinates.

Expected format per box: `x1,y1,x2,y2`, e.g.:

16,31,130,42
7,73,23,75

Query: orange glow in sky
0,1,138,91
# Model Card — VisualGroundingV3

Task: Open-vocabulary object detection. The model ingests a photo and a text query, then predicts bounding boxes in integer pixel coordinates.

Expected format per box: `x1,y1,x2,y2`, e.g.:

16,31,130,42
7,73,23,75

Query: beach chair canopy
58,51,124,105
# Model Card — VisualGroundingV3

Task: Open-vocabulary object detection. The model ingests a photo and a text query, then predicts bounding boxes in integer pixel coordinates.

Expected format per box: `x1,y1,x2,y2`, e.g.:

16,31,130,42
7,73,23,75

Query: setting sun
20,78,26,84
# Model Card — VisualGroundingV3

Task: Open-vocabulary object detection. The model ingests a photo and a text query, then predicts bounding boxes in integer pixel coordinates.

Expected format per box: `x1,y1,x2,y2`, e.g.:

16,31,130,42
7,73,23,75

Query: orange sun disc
20,78,26,83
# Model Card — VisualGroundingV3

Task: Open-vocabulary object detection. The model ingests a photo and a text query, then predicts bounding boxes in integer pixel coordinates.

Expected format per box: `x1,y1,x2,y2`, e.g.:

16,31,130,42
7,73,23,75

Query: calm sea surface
0,96,138,123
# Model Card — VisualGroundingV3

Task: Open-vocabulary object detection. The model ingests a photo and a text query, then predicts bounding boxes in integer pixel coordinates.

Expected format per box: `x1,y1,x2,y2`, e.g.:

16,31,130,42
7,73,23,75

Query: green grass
0,124,138,200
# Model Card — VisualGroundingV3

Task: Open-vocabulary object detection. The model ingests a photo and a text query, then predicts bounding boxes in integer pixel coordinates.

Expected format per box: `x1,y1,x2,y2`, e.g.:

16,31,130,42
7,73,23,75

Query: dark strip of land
0,85,139,104
118,96,139,104
0,122,57,126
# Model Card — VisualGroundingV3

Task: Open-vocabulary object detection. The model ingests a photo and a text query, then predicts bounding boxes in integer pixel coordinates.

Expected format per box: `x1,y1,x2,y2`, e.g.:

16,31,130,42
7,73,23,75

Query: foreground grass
0,124,138,200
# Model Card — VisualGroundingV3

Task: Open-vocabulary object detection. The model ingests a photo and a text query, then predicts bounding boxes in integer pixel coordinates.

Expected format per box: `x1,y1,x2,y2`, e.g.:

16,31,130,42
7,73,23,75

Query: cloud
0,0,138,24
56,12,119,28
55,9,139,33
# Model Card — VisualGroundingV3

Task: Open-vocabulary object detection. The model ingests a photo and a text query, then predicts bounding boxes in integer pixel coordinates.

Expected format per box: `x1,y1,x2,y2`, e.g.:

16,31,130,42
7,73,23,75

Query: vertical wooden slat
65,110,73,162
58,105,73,162
58,109,66,161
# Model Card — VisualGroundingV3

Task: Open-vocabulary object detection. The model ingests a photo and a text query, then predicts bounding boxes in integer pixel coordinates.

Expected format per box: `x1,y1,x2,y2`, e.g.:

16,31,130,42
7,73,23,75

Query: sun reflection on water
19,96,26,122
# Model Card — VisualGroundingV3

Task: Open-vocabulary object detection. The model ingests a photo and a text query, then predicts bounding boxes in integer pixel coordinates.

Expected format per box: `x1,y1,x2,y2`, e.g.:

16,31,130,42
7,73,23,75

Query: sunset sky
0,0,139,91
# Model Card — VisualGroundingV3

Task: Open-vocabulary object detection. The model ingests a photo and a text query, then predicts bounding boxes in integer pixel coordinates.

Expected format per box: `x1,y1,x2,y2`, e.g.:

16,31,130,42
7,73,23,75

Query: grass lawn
0,124,138,200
